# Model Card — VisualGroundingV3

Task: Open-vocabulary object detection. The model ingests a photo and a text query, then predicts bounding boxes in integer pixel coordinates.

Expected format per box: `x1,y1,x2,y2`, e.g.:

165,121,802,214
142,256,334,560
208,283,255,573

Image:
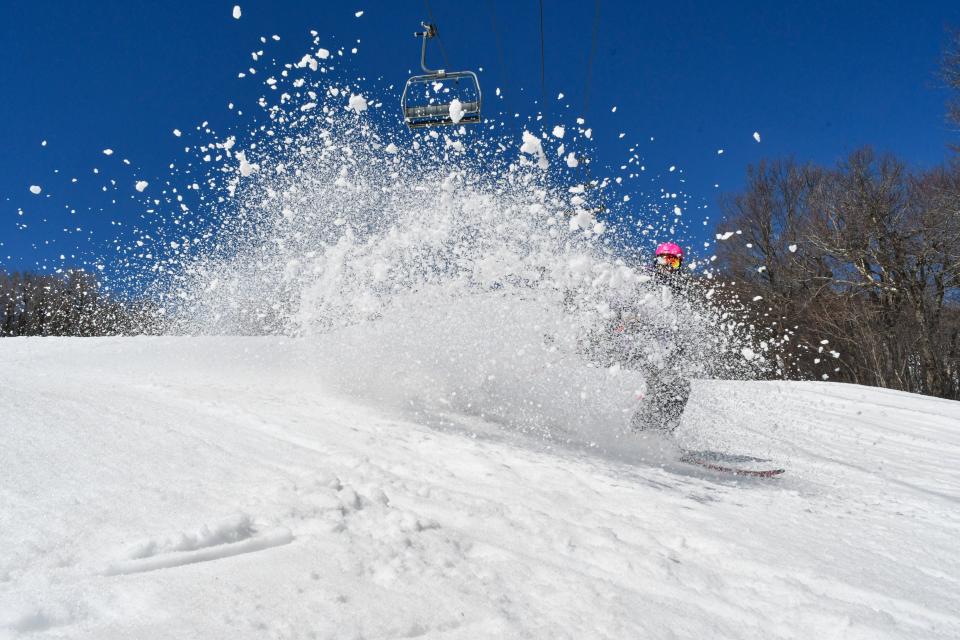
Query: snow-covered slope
2,338,958,639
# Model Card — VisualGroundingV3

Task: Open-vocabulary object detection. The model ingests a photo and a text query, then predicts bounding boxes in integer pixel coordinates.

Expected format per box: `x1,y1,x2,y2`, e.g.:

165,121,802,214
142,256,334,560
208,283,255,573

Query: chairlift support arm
414,23,444,76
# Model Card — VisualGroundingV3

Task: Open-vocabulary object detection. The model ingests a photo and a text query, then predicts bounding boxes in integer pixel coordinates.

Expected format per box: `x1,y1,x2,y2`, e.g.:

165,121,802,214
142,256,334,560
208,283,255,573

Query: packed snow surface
8,25,958,639
2,338,959,639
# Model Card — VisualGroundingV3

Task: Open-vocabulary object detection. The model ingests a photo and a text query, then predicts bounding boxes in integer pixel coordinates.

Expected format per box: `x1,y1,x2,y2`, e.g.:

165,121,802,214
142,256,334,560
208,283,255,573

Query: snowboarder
626,242,692,435
575,241,693,434
651,242,685,288
612,244,785,476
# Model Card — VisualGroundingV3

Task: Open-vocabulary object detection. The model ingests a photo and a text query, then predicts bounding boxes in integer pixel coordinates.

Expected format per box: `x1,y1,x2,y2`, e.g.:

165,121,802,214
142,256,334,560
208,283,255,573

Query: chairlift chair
401,23,482,129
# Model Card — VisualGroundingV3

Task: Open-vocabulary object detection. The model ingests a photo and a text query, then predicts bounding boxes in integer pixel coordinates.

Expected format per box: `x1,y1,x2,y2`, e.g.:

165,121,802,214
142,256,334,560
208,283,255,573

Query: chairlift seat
403,100,481,128
404,101,480,117
402,71,481,129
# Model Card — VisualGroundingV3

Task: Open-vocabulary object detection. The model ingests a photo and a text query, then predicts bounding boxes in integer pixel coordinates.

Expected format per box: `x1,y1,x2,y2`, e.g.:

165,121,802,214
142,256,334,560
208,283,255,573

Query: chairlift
401,23,482,129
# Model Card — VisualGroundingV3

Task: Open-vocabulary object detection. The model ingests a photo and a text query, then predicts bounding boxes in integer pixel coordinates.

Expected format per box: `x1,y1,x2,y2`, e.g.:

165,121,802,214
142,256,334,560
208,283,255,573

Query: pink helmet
655,242,684,258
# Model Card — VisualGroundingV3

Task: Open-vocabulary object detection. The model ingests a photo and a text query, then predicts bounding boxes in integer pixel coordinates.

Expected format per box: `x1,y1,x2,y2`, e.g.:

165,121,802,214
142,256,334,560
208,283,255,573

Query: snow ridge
104,514,293,576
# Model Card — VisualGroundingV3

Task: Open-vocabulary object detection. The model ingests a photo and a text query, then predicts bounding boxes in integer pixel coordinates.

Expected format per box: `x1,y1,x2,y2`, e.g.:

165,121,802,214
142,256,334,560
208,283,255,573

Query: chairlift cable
486,0,509,96
582,0,601,116
538,0,547,107
575,1,605,218
423,0,451,70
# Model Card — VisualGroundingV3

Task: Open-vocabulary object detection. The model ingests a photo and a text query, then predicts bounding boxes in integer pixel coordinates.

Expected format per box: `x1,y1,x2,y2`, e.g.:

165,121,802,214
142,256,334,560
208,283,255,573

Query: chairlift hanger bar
415,23,444,76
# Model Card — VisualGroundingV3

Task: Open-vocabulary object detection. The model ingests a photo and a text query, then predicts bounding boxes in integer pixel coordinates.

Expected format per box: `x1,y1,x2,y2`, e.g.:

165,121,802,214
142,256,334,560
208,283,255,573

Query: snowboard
679,450,785,478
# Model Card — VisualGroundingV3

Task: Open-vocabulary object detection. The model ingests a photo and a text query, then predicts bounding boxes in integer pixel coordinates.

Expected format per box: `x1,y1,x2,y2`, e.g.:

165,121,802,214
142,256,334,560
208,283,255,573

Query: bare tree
0,269,160,337
944,28,960,140
714,158,837,380
716,149,960,399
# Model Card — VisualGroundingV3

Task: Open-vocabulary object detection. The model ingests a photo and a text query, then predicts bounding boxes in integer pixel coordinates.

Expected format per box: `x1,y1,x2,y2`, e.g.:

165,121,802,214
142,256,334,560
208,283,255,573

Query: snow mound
103,514,292,576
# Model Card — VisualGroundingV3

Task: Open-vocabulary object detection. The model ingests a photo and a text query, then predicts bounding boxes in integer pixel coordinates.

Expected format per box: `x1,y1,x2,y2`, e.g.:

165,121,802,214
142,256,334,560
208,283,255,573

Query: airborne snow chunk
520,131,548,170
449,99,465,124
296,54,319,71
569,209,594,231
753,131,762,142
135,181,149,192
444,136,464,153
236,151,259,177
552,125,565,139
232,5,241,19
348,94,368,114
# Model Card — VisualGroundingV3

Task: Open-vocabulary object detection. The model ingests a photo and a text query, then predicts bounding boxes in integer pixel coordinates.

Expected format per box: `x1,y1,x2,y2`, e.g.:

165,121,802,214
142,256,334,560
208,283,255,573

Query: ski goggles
656,255,682,269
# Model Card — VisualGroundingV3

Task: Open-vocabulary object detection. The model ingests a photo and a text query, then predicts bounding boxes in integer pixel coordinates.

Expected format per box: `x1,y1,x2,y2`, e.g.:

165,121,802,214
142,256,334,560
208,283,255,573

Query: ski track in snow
1,338,959,639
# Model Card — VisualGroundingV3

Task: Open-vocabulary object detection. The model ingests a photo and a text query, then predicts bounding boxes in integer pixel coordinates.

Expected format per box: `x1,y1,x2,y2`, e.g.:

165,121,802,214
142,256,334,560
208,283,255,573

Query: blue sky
2,0,959,280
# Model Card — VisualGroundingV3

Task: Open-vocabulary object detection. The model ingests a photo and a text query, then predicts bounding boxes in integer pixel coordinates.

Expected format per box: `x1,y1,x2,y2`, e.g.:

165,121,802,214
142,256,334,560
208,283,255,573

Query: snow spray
133,36,766,452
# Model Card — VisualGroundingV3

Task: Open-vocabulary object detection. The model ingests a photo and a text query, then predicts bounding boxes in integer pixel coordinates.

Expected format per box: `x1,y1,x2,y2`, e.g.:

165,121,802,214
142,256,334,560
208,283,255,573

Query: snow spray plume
144,42,767,449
